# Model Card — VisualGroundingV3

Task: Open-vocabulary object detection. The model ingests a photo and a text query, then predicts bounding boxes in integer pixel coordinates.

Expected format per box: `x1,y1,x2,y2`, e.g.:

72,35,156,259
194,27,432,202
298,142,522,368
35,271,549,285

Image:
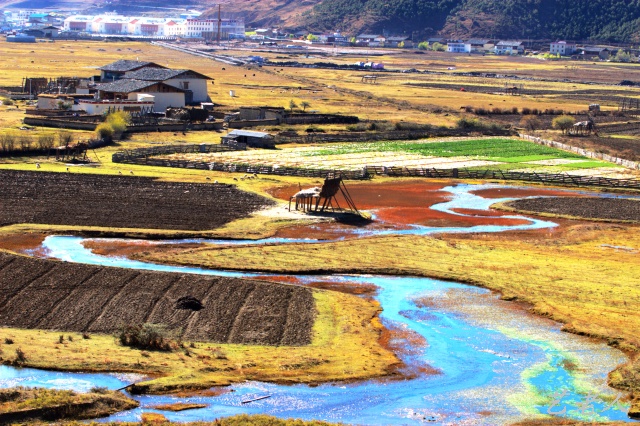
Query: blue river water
0,184,636,424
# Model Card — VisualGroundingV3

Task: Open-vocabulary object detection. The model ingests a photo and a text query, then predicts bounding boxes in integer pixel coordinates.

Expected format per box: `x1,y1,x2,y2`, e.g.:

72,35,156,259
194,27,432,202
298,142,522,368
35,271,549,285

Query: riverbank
0,387,138,423
0,251,399,394
133,221,640,408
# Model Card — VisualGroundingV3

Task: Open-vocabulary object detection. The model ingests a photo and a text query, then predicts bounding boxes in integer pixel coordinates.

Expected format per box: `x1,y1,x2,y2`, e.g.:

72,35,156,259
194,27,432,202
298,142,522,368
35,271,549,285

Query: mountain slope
202,0,640,42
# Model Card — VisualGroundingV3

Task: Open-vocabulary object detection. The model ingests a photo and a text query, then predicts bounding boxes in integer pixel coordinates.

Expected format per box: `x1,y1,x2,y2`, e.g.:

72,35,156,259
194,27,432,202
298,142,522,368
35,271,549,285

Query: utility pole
217,4,221,45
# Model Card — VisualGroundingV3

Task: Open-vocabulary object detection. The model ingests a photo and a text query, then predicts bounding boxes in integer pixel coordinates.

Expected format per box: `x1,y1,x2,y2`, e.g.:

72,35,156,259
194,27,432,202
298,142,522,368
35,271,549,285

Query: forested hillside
199,0,640,42
445,0,640,42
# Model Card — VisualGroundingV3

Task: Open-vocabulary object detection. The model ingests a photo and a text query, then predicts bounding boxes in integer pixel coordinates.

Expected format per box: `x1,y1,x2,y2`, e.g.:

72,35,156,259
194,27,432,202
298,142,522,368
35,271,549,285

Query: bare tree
58,131,73,146
19,135,32,151
37,134,55,150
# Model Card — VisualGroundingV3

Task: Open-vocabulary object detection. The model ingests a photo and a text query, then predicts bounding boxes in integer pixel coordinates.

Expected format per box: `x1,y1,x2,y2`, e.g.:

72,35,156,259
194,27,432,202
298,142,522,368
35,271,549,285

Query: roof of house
357,34,382,39
386,36,409,42
581,46,610,53
123,68,212,81
496,41,523,47
227,129,272,138
467,38,491,45
99,60,165,73
95,79,183,93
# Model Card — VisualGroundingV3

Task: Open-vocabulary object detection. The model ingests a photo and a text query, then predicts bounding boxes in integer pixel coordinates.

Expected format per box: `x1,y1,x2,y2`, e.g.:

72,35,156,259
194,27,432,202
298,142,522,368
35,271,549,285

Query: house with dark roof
98,60,166,81
386,36,413,48
578,46,611,60
222,129,275,148
122,68,212,103
467,39,494,52
93,79,185,112
355,34,385,47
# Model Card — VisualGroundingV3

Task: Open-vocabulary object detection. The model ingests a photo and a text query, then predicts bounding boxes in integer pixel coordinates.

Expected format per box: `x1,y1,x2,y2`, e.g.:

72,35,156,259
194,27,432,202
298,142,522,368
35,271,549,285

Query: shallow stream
1,184,637,424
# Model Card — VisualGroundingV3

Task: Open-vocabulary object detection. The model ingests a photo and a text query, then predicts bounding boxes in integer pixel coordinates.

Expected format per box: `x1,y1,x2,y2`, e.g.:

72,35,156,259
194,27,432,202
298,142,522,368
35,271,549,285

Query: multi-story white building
550,41,577,56
447,42,471,53
63,14,243,39
185,18,244,39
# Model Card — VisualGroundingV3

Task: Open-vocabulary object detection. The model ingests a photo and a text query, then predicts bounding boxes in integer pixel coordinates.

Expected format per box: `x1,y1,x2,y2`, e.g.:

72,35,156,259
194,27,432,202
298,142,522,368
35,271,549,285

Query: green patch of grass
302,138,585,162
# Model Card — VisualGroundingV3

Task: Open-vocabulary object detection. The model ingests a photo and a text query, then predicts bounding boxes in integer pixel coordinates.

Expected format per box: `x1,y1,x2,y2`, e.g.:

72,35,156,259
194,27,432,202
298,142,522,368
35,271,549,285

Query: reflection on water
1,184,636,424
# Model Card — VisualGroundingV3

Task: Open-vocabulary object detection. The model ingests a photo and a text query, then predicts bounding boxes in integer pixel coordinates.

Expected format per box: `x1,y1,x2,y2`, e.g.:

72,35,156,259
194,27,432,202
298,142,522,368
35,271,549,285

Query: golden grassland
0,289,398,394
5,38,639,136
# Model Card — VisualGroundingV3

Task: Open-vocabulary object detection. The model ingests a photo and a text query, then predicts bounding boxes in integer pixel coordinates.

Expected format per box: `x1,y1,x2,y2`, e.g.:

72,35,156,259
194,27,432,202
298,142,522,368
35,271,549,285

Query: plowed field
0,252,314,346
506,197,640,222
0,170,274,231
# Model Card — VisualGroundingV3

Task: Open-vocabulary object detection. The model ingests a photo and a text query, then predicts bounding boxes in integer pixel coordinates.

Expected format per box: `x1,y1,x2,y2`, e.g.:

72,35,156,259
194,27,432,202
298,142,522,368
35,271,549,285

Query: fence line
519,133,640,170
112,144,640,189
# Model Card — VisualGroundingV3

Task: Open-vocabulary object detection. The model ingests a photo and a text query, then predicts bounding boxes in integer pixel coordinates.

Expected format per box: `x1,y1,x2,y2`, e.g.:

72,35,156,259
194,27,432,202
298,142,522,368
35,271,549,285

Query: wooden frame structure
289,177,360,214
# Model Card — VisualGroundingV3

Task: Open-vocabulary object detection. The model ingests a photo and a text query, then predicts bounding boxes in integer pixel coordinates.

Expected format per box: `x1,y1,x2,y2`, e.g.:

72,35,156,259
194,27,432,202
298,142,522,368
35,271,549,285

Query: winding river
1,184,637,424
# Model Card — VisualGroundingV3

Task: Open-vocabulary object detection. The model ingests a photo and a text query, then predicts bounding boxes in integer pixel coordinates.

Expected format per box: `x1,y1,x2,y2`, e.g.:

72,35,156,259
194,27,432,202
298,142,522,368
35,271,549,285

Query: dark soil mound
506,197,640,222
0,170,274,231
0,252,315,346
175,296,204,311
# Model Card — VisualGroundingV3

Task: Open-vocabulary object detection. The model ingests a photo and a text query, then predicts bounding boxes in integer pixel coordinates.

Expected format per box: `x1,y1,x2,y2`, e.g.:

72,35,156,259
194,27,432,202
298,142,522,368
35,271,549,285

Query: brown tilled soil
0,170,274,231
506,197,640,222
0,252,314,346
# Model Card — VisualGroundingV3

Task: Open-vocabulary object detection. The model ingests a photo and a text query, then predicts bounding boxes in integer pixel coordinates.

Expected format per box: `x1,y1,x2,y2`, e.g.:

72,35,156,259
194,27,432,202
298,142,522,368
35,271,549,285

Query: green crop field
303,138,586,160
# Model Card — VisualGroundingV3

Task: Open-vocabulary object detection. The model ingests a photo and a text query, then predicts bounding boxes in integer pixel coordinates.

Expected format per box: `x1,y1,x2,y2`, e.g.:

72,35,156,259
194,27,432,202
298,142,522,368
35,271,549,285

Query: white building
63,14,239,38
495,41,524,55
447,42,471,53
184,18,244,39
550,41,577,56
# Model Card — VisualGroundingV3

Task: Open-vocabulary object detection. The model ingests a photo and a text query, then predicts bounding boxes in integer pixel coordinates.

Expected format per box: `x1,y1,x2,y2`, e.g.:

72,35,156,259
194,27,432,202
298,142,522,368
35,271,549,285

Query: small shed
222,129,275,148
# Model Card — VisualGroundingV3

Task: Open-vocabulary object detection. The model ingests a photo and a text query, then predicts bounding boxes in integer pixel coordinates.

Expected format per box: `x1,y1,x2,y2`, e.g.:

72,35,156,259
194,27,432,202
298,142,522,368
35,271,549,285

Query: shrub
475,107,488,115
15,347,26,363
346,123,367,132
552,115,576,134
521,107,531,115
0,96,14,106
512,107,519,114
531,108,540,115
105,111,131,134
305,125,325,133
4,338,14,344
417,41,429,50
394,121,431,131
520,115,542,132
491,107,503,115
90,386,109,394
82,332,91,339
117,323,177,351
96,123,114,140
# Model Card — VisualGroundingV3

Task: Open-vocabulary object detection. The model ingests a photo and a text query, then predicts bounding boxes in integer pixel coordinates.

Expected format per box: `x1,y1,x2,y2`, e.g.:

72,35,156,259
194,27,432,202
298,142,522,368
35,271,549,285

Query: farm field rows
0,251,313,345
0,170,274,231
